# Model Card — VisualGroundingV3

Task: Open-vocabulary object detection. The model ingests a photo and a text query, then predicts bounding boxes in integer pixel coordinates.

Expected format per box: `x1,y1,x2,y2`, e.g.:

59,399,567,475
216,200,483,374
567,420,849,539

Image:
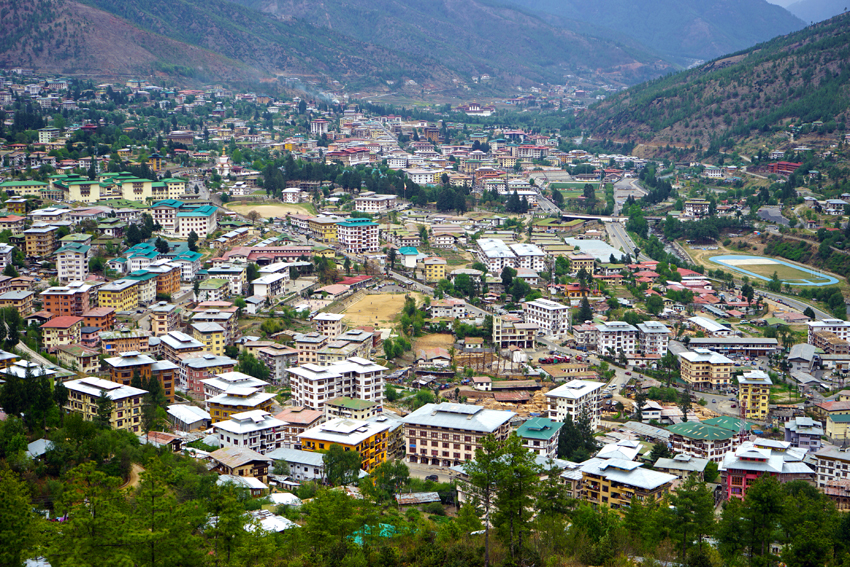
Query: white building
201,371,270,403
336,219,379,254
313,312,345,338
213,410,287,454
56,243,91,282
636,321,671,356
281,188,304,203
595,321,638,356
354,194,397,213
808,319,850,344
509,243,546,272
287,357,386,412
266,447,325,482
251,272,288,300
0,244,14,270
688,316,731,337
476,238,515,274
523,298,570,338
545,379,605,430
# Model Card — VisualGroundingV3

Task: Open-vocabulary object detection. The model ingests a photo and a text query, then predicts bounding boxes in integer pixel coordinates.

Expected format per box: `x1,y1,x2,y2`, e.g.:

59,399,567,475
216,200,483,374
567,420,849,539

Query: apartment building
313,313,345,338
683,199,711,217
737,369,772,422
523,298,570,338
201,371,270,402
56,344,101,375
636,321,670,356
720,441,814,501
300,417,392,472
0,291,34,316
63,377,146,432
567,254,595,274
213,410,287,455
785,416,824,452
679,349,734,390
579,458,676,514
809,319,850,344
40,284,89,318
97,279,139,312
150,302,180,336
815,447,850,491
274,406,325,450
288,357,386,411
191,322,226,356
197,279,229,302
422,256,447,282
509,243,546,272
209,447,271,486
294,332,329,365
336,218,379,253
476,238,516,273
176,205,218,237
595,321,638,356
492,315,538,349
667,421,738,463
354,193,396,213
206,264,246,295
192,309,240,346
207,387,276,424
56,242,90,282
100,328,151,354
160,331,205,364
255,344,299,385
307,217,339,243
325,396,381,421
545,380,604,429
179,353,238,396
402,403,515,467
251,273,287,300
24,226,59,258
517,417,563,459
103,351,178,403
40,316,84,352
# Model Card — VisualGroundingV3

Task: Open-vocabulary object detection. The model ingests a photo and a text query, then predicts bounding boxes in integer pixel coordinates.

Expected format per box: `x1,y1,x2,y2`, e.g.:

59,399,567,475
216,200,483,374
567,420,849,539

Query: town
3,71,850,567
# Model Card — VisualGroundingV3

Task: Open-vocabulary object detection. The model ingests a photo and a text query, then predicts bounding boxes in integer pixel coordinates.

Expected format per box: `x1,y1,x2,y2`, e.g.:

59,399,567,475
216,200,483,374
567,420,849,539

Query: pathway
121,463,145,490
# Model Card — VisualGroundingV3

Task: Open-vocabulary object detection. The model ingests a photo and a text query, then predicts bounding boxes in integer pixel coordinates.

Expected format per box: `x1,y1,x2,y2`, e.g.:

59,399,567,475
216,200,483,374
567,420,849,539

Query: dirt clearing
226,203,316,218
342,292,424,327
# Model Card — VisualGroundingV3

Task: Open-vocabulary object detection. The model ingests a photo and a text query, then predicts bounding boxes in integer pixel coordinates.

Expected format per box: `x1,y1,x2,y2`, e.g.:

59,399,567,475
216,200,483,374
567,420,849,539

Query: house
784,416,823,452
516,417,563,458
213,410,287,454
167,404,211,432
266,447,326,482
654,454,710,479
56,344,100,374
209,447,271,485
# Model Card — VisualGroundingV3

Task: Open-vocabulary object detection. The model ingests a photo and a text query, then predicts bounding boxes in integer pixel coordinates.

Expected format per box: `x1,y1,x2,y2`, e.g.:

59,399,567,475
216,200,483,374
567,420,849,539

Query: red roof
339,275,372,285
634,270,659,277
677,268,702,277
40,316,84,328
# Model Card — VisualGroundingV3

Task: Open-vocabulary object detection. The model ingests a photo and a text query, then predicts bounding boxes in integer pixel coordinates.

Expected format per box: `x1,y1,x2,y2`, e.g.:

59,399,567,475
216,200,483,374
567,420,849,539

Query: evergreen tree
465,434,503,567
187,230,199,252
577,297,593,323
557,413,598,461
493,435,541,564
323,444,361,486
94,393,113,430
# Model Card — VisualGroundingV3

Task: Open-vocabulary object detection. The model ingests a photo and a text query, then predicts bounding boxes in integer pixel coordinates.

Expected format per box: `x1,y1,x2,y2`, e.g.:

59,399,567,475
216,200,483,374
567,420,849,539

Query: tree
344,256,351,275
2,264,17,278
0,468,41,567
364,459,409,504
646,294,664,315
703,460,719,483
387,248,397,272
154,237,169,254
94,393,113,429
493,435,541,564
323,444,361,486
576,297,593,324
125,223,143,246
465,434,503,567
803,306,815,319
500,266,516,289
768,271,782,292
649,442,671,464
557,413,598,461
247,210,261,223
187,230,199,252
668,473,716,564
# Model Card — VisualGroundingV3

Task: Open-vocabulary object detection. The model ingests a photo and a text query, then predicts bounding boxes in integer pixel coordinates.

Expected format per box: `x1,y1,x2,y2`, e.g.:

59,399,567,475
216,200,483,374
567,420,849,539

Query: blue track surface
709,255,839,286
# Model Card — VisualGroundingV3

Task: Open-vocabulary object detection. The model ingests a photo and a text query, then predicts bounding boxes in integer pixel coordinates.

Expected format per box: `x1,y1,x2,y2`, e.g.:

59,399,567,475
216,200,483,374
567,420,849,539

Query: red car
625,371,632,376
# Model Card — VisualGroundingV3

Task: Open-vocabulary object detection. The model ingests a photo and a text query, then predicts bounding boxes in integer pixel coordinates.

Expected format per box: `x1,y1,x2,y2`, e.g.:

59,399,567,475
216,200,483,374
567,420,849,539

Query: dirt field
413,333,455,351
342,292,423,327
226,203,316,218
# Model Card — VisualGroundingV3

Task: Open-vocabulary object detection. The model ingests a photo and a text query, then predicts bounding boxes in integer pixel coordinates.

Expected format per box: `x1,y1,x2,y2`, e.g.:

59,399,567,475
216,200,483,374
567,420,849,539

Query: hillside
785,0,847,23
577,13,850,153
0,0,462,88
227,0,676,86
502,0,805,65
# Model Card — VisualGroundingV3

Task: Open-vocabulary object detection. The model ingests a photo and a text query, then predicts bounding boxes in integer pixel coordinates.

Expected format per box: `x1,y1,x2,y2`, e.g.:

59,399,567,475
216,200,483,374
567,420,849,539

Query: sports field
710,255,838,286
342,293,423,327
226,202,316,218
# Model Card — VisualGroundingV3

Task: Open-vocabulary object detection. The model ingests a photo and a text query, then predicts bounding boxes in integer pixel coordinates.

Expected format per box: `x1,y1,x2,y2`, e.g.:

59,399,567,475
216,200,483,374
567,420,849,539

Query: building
719,440,814,500
476,238,516,274
63,377,146,432
288,357,386,411
336,218,379,254
594,321,638,356
213,410,287,454
266,448,326,482
737,370,772,421
97,279,139,312
191,322,227,356
207,387,277,424
103,350,178,403
686,337,779,357
516,417,563,458
274,406,325,450
522,298,570,338
325,396,381,421
150,302,180,336
808,319,850,344
636,321,670,356
255,344,298,385
55,242,91,282
578,457,676,514
785,416,824,452
0,290,34,316
354,194,396,213
40,316,84,352
313,313,345,338
100,328,151,354
813,401,850,441
683,199,711,217
40,283,95,318
179,353,238,396
667,421,738,463
299,417,392,472
679,349,734,390
688,316,731,337
251,273,287,301
167,404,211,432
545,380,604,429
815,447,850,492
24,226,59,258
160,331,205,364
206,264,246,296
209,447,271,485
176,205,218,237
567,254,595,274
198,278,229,302
654,454,710,479
402,403,515,467
56,344,101,374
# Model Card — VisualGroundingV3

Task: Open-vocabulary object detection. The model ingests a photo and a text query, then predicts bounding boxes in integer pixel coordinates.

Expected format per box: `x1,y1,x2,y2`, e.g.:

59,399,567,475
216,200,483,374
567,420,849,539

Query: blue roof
337,218,377,228
172,251,203,262
177,205,217,217
152,199,184,208
399,247,419,256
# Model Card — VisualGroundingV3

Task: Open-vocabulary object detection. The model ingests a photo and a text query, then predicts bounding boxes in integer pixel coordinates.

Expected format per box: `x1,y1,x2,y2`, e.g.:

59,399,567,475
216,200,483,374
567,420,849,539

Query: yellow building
52,175,103,203
208,387,276,424
0,180,48,197
0,291,34,316
63,377,146,433
114,176,154,202
299,417,391,472
737,370,772,421
24,226,59,258
580,458,676,515
567,253,595,273
422,256,447,282
679,349,734,390
147,152,163,172
40,316,84,353
191,322,226,356
308,217,339,243
97,279,140,312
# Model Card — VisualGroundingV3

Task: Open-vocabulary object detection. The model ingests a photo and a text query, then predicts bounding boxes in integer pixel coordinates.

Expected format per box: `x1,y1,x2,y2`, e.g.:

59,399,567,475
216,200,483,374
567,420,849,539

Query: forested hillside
578,13,850,153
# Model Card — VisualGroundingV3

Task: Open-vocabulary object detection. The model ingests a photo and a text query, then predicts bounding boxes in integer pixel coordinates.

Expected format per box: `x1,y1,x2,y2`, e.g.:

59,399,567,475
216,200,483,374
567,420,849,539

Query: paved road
14,342,54,367
613,178,647,215
606,222,651,262
757,291,831,320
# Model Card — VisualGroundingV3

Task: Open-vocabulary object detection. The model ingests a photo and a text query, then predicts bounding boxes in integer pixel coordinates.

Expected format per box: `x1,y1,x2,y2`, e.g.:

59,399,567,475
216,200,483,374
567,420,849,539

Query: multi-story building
0,243,13,270
294,332,329,365
209,447,271,486
55,242,90,282
206,264,246,296
636,321,670,356
288,357,386,411
103,351,178,402
808,319,850,344
523,298,570,338
567,254,595,274
274,406,325,450
354,193,396,213
307,217,339,243
254,344,298,385
300,417,392,472
402,403,515,467
251,273,287,300
313,313,345,338
197,278,229,302
325,396,381,421
144,261,182,298
785,416,824,452
151,200,184,232
812,331,850,355
737,369,772,422
815,447,850,491
516,417,563,458
720,440,814,500
509,243,546,272
41,283,96,318
595,321,638,356
160,331,205,364
686,337,779,357
679,349,734,390
179,353,238,395
265,448,325,482
192,309,240,346
545,380,604,429
24,226,59,258
100,328,151,354
56,344,101,374
191,322,226,356
476,238,516,274
176,205,218,237
579,457,676,514
683,199,711,217
63,377,146,432
40,316,84,352
123,272,157,305
201,371,269,403
0,290,34,317
422,257,447,282
150,302,181,336
666,421,738,463
97,279,139,312
207,386,276,424
336,218,379,254
213,410,287,454
492,315,538,349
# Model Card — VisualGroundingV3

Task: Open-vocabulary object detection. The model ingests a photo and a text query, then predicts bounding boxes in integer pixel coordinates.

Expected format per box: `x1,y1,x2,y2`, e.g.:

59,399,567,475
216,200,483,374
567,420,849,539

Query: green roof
327,396,378,410
700,416,753,433
60,234,92,243
516,417,563,440
829,414,850,423
0,181,47,187
199,278,228,290
666,421,734,440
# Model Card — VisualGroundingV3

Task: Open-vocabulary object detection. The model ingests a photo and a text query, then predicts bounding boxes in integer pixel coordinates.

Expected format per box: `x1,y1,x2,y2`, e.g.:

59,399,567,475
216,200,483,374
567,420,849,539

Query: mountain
500,0,805,65
578,13,850,153
785,0,848,23
225,0,676,85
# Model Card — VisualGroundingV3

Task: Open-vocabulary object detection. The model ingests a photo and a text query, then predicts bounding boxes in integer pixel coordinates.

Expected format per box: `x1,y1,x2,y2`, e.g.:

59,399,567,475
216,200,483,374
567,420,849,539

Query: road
757,290,831,321
536,191,561,215
605,221,651,262
15,342,55,367
613,177,647,215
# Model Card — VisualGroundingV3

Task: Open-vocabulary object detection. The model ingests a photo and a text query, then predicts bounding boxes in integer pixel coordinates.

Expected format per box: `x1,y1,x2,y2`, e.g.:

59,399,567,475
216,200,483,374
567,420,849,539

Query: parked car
625,371,631,376
425,475,439,482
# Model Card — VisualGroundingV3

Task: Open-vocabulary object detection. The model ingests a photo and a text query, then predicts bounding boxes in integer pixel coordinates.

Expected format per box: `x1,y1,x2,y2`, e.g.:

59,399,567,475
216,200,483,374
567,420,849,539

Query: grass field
342,292,423,327
226,202,316,218
550,182,601,189
709,254,838,286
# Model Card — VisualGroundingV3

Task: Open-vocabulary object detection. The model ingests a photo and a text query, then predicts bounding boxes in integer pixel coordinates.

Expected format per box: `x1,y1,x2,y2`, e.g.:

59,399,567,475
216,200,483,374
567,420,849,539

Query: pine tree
577,297,593,323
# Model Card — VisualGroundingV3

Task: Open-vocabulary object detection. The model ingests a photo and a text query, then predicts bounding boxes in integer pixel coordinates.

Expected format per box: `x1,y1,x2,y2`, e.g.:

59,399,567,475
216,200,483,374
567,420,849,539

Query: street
605,221,650,262
613,177,647,215
757,290,831,321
